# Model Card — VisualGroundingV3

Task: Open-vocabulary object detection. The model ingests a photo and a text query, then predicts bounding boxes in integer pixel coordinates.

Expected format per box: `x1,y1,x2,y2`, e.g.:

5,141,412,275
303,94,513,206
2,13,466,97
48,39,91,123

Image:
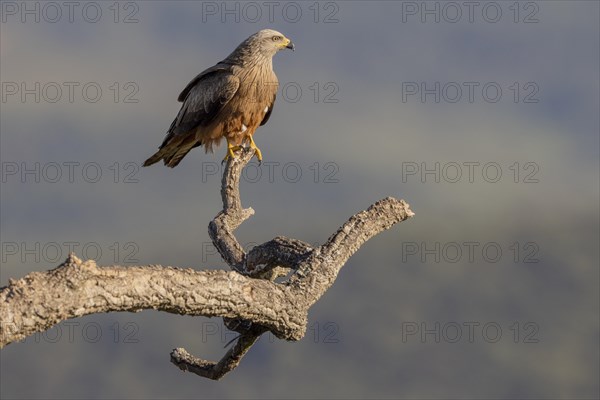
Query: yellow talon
248,136,263,163
223,143,243,164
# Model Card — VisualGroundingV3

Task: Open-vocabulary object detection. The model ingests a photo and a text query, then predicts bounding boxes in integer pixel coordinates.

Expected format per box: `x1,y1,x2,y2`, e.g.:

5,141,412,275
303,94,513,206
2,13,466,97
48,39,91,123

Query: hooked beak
285,41,295,51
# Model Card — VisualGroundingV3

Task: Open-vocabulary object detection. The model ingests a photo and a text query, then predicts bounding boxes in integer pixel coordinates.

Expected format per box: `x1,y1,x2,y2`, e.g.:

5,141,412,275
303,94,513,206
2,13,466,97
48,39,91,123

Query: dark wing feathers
260,94,275,126
173,70,240,134
177,63,230,102
143,67,240,168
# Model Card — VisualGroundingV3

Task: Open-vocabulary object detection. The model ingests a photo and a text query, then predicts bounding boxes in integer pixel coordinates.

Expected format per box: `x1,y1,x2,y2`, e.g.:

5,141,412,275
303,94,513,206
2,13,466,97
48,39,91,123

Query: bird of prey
143,29,294,168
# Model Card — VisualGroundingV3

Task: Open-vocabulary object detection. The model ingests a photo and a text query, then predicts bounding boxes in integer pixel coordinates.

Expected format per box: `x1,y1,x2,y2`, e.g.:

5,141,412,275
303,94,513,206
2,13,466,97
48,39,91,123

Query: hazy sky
1,1,598,398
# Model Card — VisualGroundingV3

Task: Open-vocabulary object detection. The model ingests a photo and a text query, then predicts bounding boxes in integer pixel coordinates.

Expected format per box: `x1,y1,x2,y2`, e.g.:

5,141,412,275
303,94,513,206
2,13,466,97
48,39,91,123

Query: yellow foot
222,144,244,164
248,136,263,164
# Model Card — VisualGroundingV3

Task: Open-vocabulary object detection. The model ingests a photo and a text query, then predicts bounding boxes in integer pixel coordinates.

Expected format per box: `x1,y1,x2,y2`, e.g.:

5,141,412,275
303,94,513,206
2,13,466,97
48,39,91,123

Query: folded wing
144,67,240,168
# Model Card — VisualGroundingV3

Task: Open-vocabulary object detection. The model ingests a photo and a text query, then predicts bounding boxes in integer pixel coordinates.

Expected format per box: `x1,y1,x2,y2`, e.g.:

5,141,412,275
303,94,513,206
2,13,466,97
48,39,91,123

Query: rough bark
0,148,414,380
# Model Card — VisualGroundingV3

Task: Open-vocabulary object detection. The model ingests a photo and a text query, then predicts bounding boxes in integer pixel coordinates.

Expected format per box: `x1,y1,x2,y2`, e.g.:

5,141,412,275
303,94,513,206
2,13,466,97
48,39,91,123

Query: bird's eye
272,36,281,41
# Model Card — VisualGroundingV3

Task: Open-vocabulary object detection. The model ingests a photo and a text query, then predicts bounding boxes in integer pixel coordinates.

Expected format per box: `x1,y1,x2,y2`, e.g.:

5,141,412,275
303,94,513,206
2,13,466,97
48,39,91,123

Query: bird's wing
260,94,276,126
177,63,231,102
172,67,240,135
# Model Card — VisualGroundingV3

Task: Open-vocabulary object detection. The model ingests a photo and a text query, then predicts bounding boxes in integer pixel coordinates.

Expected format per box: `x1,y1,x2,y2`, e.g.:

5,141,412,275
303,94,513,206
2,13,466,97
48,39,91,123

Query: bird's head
250,29,294,57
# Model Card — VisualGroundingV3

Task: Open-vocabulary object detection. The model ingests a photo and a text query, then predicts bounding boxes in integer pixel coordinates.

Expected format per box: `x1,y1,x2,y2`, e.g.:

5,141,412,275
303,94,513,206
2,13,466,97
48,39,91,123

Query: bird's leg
222,140,244,164
248,135,263,164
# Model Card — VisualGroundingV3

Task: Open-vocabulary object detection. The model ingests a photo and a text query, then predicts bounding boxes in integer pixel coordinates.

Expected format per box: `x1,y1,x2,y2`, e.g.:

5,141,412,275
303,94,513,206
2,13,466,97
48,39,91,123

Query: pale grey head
225,29,294,64
250,29,295,56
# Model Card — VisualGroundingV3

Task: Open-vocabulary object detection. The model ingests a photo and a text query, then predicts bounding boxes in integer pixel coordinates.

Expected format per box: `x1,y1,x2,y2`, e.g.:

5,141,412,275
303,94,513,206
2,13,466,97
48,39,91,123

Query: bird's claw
248,136,263,165
222,140,262,164
222,144,244,164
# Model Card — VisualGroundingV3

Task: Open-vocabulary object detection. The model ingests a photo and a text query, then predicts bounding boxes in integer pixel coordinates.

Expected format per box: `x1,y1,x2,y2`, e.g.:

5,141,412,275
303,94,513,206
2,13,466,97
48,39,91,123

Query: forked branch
0,148,414,380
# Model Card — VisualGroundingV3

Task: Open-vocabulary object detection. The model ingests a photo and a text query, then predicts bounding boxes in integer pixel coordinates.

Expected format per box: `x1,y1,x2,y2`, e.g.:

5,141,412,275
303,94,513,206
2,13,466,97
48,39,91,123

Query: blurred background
1,1,598,398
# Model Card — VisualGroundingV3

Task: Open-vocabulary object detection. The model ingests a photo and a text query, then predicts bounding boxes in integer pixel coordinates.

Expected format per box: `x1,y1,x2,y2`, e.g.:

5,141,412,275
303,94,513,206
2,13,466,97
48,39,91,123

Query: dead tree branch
0,148,414,380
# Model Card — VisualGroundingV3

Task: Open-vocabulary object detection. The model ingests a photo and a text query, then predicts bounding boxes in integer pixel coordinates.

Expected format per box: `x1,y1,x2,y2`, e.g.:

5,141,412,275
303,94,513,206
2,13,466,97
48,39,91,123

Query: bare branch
0,147,414,379
245,236,314,277
170,332,261,380
208,149,255,271
0,253,305,348
288,197,415,303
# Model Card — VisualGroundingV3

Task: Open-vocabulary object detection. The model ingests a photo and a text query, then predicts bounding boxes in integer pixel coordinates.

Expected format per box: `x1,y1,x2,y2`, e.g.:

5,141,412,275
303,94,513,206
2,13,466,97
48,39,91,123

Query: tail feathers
143,135,200,168
164,146,194,168
143,151,165,167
